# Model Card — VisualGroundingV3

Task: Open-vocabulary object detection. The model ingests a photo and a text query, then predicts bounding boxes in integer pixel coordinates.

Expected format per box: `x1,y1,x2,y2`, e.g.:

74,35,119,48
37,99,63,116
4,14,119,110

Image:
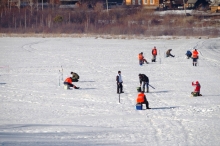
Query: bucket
139,60,143,66
64,84,70,90
136,104,142,110
137,87,141,92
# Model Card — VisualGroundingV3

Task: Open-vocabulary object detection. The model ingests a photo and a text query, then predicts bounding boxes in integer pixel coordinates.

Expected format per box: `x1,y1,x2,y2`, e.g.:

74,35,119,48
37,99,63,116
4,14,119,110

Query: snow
0,36,220,146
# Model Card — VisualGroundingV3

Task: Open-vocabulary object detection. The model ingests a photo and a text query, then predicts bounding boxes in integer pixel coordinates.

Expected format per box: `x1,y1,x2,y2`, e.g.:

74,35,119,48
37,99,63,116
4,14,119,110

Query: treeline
0,4,220,36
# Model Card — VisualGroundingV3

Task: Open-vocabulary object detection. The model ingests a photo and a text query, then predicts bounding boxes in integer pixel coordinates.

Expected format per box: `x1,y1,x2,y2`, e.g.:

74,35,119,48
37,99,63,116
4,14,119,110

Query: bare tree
28,0,34,15
15,0,21,12
0,0,8,9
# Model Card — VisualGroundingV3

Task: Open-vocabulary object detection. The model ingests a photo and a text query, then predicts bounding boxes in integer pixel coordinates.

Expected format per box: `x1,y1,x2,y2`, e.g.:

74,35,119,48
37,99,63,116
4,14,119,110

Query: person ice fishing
185,50,192,59
166,49,175,57
191,81,202,96
116,71,124,94
71,72,80,82
64,77,80,89
192,49,199,66
138,52,148,65
152,46,157,62
139,73,149,93
136,91,151,109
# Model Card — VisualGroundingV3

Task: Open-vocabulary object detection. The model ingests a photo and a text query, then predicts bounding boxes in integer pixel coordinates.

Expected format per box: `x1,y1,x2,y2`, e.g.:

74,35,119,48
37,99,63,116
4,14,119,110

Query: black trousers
64,82,74,87
72,79,78,82
138,99,149,109
117,83,123,93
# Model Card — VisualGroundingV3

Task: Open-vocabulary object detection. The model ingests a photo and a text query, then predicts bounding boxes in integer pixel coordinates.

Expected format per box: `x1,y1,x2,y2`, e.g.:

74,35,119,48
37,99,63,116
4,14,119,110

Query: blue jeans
141,82,149,92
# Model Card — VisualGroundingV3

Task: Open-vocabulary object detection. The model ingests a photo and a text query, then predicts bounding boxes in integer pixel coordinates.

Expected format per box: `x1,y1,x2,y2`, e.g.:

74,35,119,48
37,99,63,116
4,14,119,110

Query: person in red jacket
192,49,199,66
152,46,157,62
138,52,148,65
136,91,150,109
191,81,202,96
64,77,79,89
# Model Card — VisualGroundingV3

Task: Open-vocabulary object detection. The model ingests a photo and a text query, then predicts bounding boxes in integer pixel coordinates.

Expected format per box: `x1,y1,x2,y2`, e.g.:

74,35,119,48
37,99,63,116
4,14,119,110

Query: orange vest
64,77,72,84
138,54,143,60
192,50,198,58
136,93,145,103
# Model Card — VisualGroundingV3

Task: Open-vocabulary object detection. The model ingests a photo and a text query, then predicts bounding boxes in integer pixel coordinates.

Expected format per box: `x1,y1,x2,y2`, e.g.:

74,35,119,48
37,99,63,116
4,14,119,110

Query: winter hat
196,81,199,83
141,52,143,54
118,71,121,73
71,72,73,74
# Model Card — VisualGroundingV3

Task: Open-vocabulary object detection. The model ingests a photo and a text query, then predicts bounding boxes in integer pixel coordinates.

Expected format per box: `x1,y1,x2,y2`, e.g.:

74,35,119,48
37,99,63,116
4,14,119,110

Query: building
125,0,161,9
59,0,80,8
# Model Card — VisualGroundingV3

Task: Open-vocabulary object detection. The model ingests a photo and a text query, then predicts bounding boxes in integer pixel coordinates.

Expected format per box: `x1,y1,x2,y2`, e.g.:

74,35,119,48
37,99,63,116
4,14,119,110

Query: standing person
116,71,124,94
138,52,148,65
192,49,199,66
71,72,80,82
166,49,175,57
152,46,157,62
64,77,80,89
136,91,151,109
185,50,192,59
139,74,149,93
191,81,202,96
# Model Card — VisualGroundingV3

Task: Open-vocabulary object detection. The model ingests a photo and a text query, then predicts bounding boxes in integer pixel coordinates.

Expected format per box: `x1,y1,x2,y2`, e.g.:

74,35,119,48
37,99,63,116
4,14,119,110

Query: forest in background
0,2,220,36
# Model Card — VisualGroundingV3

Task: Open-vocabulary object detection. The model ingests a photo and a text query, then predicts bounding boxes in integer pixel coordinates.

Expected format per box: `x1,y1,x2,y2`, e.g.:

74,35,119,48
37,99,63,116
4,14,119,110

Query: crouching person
191,81,202,96
166,49,175,57
136,91,151,109
64,77,80,89
71,72,80,82
185,50,192,59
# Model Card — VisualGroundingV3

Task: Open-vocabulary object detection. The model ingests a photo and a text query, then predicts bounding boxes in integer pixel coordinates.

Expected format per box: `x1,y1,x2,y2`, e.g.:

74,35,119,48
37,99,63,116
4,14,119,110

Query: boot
142,87,145,92
74,86,80,89
146,87,149,93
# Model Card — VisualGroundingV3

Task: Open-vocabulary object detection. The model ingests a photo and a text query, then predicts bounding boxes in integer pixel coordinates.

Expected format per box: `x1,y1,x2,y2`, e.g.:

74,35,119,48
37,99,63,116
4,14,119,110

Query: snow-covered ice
0,36,220,146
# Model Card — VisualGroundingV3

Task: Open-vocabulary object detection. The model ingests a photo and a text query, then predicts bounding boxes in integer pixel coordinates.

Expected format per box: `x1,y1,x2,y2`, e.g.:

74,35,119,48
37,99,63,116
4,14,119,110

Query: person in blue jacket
186,50,192,59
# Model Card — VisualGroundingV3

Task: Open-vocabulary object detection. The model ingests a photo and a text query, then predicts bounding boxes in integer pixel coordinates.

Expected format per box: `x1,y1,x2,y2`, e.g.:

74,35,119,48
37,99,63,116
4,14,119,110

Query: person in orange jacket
152,46,157,62
191,81,202,96
136,91,150,109
64,77,80,89
192,49,199,66
138,52,148,65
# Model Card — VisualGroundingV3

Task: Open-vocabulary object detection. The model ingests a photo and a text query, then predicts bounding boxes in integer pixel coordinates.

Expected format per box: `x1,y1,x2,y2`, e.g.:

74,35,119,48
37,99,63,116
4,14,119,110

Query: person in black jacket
139,74,149,93
116,71,124,94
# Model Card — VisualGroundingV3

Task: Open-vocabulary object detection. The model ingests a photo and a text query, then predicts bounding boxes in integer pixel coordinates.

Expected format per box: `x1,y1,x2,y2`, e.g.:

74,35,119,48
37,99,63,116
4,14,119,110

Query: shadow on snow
151,106,177,110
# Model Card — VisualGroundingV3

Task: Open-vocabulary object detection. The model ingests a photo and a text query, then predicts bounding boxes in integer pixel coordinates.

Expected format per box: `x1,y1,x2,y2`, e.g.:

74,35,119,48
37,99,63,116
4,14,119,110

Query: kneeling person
191,81,202,96
64,77,80,89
